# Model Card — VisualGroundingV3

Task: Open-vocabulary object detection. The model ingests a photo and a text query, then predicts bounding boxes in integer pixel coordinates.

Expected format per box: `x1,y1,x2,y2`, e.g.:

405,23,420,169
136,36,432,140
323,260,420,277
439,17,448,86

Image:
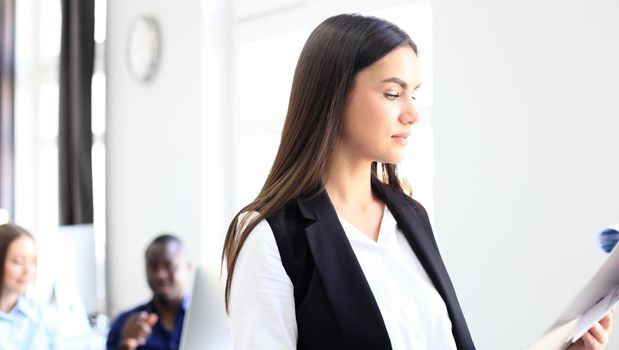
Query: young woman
222,14,612,350
0,223,56,349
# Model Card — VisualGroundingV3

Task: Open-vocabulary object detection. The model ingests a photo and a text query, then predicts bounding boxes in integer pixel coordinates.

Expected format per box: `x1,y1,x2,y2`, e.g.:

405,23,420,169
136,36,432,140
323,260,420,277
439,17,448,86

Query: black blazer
266,178,476,350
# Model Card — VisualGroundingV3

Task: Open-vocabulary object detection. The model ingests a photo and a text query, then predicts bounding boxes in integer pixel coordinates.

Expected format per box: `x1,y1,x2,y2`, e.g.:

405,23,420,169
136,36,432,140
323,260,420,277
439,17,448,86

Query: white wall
199,0,232,279
432,0,619,348
105,0,619,348
106,0,203,315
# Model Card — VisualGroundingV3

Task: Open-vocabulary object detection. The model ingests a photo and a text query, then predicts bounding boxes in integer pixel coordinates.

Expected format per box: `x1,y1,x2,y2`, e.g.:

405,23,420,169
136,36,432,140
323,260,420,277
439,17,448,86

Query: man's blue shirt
106,297,189,350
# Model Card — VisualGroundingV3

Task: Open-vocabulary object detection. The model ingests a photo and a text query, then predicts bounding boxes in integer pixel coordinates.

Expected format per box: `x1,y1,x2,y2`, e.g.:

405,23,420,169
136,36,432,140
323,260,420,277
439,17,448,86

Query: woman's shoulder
15,296,47,320
239,211,276,248
1,297,57,349
232,212,286,284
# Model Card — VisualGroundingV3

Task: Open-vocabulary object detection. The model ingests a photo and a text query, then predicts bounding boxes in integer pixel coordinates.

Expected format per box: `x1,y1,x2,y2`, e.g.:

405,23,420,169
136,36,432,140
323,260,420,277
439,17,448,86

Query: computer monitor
179,265,232,350
33,224,100,337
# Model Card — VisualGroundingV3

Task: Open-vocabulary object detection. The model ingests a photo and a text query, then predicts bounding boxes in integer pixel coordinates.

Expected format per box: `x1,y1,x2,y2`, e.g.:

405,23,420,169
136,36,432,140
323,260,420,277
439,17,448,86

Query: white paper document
570,285,619,343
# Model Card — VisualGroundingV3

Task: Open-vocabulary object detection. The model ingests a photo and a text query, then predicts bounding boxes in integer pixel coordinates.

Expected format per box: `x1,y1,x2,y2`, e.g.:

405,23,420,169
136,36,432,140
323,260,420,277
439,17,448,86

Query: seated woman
0,223,56,349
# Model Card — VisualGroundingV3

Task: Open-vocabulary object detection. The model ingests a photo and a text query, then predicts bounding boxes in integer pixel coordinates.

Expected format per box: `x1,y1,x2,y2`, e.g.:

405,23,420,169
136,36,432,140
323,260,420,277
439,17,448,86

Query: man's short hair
145,233,183,257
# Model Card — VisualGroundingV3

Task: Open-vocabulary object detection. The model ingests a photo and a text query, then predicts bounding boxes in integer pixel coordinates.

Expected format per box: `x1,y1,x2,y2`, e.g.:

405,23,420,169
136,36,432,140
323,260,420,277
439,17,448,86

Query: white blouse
228,206,457,350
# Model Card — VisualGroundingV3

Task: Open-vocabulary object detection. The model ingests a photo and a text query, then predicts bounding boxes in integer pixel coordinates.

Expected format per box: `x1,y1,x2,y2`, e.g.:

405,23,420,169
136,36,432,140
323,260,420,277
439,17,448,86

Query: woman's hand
567,311,614,350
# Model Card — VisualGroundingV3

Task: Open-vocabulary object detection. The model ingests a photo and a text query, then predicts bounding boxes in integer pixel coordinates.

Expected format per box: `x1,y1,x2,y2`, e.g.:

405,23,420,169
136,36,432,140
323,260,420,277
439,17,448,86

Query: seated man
107,234,191,350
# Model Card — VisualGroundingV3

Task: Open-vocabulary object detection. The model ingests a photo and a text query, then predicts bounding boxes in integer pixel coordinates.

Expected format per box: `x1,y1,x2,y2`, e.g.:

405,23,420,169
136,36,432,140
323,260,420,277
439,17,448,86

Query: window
14,0,107,312
14,0,62,229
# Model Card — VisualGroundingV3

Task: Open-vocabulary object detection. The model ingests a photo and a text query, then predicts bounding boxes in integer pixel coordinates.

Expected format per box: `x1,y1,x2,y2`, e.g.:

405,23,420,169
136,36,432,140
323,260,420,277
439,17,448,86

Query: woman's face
340,45,420,165
3,236,37,295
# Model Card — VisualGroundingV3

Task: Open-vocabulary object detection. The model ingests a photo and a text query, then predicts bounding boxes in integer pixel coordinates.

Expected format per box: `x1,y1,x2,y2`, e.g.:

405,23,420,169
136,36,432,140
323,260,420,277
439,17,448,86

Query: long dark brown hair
0,223,34,296
222,14,417,310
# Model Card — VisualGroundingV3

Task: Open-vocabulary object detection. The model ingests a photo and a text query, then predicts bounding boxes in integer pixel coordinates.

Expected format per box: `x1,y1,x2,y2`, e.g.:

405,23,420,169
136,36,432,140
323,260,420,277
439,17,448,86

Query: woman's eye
10,258,25,266
384,92,400,100
411,95,417,101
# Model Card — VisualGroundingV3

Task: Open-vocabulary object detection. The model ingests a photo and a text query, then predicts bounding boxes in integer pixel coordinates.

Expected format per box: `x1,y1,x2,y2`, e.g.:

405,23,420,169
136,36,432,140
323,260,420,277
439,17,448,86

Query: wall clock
126,16,160,82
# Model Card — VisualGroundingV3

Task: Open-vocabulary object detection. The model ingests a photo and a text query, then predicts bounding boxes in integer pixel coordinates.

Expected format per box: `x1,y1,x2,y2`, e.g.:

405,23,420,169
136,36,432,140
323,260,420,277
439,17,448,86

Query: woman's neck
325,150,385,241
0,290,20,314
325,150,375,209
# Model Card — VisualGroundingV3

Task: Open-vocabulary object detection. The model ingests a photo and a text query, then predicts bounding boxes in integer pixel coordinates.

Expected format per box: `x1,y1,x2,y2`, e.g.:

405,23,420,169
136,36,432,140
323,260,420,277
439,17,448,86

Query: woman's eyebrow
380,77,421,91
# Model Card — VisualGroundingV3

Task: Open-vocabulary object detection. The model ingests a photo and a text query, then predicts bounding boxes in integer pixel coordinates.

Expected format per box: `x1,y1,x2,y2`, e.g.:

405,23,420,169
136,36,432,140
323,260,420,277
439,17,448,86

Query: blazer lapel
297,190,392,350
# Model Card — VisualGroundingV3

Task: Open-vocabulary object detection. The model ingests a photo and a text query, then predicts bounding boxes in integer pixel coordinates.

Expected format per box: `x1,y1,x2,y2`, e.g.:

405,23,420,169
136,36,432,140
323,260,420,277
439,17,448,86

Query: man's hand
119,311,159,350
568,311,614,350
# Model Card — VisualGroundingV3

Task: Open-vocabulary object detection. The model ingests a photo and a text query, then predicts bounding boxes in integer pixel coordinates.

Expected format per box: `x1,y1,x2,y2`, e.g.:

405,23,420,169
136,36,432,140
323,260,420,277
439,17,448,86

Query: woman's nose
399,98,419,125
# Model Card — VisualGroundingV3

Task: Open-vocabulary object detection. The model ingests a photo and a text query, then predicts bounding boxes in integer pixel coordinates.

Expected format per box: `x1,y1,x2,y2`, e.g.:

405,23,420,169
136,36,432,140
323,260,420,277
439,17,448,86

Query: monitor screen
33,224,101,336
179,265,232,350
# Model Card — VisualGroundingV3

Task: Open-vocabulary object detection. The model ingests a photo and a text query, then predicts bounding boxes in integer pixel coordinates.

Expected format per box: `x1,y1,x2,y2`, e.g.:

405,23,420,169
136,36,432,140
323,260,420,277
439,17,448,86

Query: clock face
127,17,160,82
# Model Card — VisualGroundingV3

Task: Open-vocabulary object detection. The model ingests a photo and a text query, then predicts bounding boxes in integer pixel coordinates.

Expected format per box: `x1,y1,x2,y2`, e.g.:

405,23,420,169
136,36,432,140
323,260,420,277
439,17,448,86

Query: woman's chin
377,155,405,165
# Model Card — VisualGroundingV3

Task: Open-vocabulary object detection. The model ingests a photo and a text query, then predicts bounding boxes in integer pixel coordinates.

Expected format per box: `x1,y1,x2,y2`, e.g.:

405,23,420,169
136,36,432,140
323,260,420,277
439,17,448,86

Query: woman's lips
392,133,410,145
